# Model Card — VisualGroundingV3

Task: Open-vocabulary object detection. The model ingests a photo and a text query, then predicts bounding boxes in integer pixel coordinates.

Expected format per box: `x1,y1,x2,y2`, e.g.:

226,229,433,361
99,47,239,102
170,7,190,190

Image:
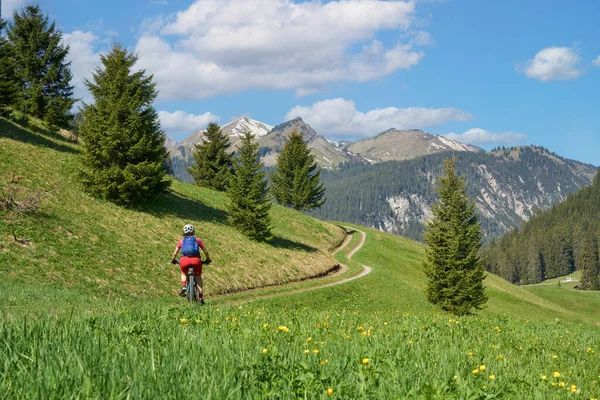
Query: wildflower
467,352,473,356
408,340,413,345
553,371,560,378
551,382,556,387
362,358,369,365
570,384,576,392
262,323,269,328
384,322,388,326
540,375,547,381
497,355,504,360
326,388,334,396
323,322,327,327
558,382,565,388
453,375,457,380
472,369,479,375
278,325,289,333
195,319,200,323
552,355,558,359
262,348,268,354
479,365,486,372
313,349,320,355
307,337,312,342
304,349,310,354
179,318,186,323
489,374,495,380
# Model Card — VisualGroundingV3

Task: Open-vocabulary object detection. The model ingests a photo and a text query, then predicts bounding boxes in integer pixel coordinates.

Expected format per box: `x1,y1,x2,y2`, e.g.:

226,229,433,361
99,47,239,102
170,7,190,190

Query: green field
2,118,600,399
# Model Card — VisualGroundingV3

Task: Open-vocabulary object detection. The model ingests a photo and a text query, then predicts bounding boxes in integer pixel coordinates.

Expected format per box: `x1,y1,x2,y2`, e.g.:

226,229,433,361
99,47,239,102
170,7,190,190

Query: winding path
219,227,372,304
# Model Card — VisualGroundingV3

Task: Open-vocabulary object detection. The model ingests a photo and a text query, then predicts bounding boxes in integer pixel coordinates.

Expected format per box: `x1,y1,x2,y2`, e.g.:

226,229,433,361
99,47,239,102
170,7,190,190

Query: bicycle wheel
187,274,196,303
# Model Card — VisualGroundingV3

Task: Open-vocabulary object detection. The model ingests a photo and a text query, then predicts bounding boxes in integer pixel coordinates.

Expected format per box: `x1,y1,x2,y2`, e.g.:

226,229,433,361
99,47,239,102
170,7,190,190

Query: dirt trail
218,227,372,304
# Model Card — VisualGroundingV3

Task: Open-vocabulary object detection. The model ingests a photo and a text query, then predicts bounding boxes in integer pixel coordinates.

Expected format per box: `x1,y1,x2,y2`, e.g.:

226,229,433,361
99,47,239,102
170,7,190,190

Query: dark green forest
482,172,600,288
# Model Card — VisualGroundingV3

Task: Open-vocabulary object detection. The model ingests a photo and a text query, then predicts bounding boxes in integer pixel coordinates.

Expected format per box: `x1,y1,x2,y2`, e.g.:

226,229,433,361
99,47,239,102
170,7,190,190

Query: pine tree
0,19,18,115
6,5,74,127
187,122,233,191
423,157,487,315
79,44,169,206
270,131,325,211
227,131,271,240
580,231,600,290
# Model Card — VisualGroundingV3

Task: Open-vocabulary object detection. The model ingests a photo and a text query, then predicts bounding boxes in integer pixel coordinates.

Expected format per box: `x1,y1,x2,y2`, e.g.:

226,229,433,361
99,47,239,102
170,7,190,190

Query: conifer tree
580,231,600,290
79,44,169,206
227,131,271,240
7,5,74,127
187,122,233,191
270,131,325,211
0,19,18,115
423,157,487,315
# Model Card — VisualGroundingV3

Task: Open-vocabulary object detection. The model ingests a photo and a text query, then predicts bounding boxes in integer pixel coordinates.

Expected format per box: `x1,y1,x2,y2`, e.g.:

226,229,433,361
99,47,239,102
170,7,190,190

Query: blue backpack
181,235,200,257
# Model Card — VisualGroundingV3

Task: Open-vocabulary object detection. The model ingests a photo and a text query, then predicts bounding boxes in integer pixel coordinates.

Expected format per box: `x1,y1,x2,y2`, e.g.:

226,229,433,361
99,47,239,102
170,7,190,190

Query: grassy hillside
0,117,345,305
260,226,600,324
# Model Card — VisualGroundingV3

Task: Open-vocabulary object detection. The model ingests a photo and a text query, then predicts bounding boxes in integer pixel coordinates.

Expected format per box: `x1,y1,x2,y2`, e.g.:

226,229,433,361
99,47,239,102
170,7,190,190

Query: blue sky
5,0,600,164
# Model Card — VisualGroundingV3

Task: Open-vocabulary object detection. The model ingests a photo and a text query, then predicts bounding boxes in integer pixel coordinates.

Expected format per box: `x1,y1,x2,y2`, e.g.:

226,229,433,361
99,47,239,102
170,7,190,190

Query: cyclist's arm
198,239,211,262
171,246,180,262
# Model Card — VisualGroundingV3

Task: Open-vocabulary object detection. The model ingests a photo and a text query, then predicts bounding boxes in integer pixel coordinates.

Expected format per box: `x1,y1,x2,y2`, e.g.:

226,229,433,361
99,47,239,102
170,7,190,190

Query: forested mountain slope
482,172,600,286
312,146,596,240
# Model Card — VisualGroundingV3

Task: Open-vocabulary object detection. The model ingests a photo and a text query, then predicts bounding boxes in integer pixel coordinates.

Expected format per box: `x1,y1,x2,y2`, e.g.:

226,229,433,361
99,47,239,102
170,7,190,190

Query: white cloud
62,30,103,103
135,0,427,101
3,0,28,17
158,110,220,134
445,128,528,145
521,46,583,82
285,98,473,138
592,56,600,67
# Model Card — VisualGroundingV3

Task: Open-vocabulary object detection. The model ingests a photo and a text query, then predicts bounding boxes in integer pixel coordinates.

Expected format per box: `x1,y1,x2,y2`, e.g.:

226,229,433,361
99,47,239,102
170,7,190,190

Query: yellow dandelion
326,388,334,396
321,361,326,366
313,349,320,354
497,355,504,360
262,323,269,328
179,318,186,323
551,382,556,387
540,375,547,381
453,375,457,380
307,337,312,342
467,352,473,356
558,382,565,388
489,374,495,380
362,358,369,365
553,371,561,378
479,365,486,372
262,348,268,354
408,340,413,345
278,325,289,333
552,355,558,359
472,369,479,375
304,349,310,354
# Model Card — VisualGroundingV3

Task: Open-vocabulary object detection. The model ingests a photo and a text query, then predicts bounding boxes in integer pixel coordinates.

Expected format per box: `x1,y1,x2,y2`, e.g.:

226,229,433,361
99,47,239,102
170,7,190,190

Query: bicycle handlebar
171,258,211,265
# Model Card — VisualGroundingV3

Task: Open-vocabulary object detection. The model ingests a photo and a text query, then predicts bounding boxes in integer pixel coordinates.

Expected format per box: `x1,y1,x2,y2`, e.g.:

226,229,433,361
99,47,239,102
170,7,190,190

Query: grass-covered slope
0,118,345,300
260,226,600,323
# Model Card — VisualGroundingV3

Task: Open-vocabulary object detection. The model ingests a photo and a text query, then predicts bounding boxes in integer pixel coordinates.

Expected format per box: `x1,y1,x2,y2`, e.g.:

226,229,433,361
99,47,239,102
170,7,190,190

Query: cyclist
171,223,211,303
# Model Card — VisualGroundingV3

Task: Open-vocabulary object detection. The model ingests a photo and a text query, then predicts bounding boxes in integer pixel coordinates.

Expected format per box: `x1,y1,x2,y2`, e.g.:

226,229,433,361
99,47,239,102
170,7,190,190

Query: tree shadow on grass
268,236,318,253
138,190,228,224
0,119,79,155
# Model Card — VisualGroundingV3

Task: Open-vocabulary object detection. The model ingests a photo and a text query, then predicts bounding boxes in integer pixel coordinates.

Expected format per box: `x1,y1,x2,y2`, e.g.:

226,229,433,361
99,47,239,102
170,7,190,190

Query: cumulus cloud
521,46,583,82
445,128,528,145
3,0,28,17
592,56,600,67
284,98,473,138
135,0,427,101
62,30,103,103
158,110,220,134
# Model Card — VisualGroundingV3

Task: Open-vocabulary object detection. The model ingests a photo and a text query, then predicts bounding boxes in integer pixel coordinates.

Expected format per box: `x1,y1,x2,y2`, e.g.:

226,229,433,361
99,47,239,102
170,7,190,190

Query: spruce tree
227,131,271,241
7,5,74,127
270,131,325,211
580,231,600,290
187,122,233,191
79,44,169,206
0,19,18,115
423,157,487,315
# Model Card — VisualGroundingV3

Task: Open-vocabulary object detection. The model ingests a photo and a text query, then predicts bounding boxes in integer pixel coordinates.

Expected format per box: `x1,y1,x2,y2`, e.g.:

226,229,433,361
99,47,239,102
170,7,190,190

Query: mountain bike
174,259,211,305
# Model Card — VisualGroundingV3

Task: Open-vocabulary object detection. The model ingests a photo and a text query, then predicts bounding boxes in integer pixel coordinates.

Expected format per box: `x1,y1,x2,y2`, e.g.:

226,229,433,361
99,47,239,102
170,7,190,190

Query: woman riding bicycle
171,224,211,303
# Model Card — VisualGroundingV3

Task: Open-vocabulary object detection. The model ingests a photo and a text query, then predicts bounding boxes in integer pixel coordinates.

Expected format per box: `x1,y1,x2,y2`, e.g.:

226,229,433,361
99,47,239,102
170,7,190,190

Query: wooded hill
311,146,596,240
482,171,600,287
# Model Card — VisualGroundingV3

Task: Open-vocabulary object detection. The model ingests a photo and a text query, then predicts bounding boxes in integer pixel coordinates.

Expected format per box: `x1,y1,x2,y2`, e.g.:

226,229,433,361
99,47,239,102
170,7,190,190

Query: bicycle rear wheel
187,274,196,303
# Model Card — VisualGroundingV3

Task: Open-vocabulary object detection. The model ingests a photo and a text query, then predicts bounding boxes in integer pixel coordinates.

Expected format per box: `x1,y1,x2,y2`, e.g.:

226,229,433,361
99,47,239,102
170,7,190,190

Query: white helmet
183,224,195,235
